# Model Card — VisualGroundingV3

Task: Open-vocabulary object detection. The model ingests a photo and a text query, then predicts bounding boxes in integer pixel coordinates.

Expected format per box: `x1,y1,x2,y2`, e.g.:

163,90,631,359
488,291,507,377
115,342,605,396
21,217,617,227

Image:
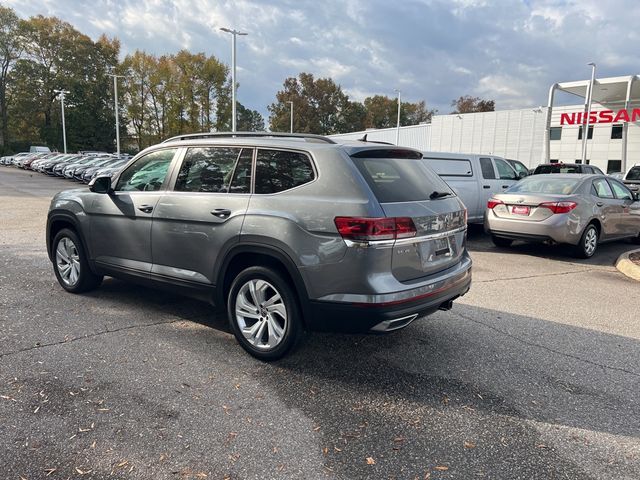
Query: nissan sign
560,109,640,125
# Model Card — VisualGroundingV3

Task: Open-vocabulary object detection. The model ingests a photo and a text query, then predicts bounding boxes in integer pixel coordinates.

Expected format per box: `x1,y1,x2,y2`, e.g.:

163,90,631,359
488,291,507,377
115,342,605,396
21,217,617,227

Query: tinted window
508,177,580,195
116,149,176,192
534,164,581,174
607,160,621,174
352,158,453,203
611,124,623,139
549,127,562,140
626,166,640,181
175,147,242,193
424,158,472,176
508,160,529,176
609,179,633,200
592,179,614,198
578,126,593,140
495,158,517,180
229,148,253,194
479,157,495,179
255,149,315,194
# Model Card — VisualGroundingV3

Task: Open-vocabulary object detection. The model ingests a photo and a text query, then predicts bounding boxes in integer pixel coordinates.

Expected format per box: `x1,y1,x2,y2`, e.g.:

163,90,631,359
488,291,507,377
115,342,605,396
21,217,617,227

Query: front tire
227,266,303,361
52,228,103,293
573,224,599,258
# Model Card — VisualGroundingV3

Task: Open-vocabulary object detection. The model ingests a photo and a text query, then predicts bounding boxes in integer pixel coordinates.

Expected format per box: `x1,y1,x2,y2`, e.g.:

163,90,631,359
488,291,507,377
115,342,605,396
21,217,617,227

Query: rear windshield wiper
429,191,452,199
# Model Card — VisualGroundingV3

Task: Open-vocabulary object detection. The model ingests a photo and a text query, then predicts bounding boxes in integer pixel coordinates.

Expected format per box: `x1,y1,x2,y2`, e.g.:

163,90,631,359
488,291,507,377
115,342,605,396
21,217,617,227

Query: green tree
0,6,24,151
363,95,435,129
268,72,357,135
451,95,495,114
10,15,118,152
236,103,265,131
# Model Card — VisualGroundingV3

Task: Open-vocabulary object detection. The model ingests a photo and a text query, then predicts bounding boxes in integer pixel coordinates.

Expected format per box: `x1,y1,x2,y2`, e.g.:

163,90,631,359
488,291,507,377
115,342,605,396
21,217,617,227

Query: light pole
287,101,294,133
107,73,125,156
395,89,401,145
53,89,70,153
581,62,596,164
220,27,248,132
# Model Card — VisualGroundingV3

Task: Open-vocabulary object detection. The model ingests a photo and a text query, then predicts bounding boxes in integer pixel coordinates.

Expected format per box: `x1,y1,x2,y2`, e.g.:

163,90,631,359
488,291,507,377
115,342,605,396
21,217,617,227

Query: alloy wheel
55,237,81,286
584,227,597,256
235,279,287,350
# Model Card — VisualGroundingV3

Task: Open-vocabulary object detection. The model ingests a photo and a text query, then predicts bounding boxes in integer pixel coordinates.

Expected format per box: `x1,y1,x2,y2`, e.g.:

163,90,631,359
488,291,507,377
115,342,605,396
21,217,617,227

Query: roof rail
161,132,336,144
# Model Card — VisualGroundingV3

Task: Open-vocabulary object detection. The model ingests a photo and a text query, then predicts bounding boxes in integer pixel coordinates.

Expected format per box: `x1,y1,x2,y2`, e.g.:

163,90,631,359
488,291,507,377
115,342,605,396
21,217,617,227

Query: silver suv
47,133,472,360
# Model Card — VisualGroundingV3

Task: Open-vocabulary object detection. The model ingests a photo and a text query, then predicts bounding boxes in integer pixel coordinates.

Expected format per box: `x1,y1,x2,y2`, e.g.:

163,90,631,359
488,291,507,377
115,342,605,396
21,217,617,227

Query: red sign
560,109,640,125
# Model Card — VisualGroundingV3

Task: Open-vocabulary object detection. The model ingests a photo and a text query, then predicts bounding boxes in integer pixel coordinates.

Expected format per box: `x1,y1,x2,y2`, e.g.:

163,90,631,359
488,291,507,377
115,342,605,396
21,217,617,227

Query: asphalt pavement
0,167,638,479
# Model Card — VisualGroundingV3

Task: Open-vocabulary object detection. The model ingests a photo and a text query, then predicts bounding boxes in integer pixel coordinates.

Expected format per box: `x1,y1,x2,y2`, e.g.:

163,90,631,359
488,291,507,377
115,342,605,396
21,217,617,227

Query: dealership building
330,75,640,174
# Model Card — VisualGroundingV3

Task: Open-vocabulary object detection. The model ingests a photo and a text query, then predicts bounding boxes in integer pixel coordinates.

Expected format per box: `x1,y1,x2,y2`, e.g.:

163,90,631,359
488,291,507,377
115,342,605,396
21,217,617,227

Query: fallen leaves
464,441,476,449
366,457,376,465
434,466,449,471
44,468,56,476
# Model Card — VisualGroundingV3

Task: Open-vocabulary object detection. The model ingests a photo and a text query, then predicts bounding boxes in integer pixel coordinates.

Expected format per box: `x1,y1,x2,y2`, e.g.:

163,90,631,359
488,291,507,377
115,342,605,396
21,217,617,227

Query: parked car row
1,150,130,184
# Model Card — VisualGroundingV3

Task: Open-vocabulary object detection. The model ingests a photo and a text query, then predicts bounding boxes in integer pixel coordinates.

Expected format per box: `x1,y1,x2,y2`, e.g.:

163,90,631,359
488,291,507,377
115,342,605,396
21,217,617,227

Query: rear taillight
487,198,503,209
538,201,577,214
334,217,417,241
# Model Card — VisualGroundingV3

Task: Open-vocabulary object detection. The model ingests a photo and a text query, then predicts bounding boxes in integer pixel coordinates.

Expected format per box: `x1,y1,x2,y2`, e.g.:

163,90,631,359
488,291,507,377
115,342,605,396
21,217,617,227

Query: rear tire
492,235,513,248
52,228,103,293
573,224,599,258
227,266,303,361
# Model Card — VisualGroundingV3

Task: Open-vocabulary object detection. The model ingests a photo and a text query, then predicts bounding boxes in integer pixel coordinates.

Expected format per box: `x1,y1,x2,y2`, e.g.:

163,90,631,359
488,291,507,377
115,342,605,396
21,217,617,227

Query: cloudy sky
6,0,640,120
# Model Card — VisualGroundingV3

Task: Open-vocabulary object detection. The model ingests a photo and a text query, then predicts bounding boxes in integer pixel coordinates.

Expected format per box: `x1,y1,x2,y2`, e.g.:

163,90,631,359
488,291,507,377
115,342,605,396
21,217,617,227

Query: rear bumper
305,257,472,333
485,210,582,245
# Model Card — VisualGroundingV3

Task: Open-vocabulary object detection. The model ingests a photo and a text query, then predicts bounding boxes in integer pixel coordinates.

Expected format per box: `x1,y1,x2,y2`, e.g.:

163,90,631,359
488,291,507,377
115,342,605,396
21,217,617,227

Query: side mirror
517,171,527,180
89,175,112,194
633,192,640,202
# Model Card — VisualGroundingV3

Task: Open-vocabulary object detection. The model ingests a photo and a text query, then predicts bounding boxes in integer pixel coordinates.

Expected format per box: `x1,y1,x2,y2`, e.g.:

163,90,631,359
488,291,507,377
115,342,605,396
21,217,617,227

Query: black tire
227,266,303,361
492,235,513,248
631,231,640,245
573,223,599,259
52,228,103,293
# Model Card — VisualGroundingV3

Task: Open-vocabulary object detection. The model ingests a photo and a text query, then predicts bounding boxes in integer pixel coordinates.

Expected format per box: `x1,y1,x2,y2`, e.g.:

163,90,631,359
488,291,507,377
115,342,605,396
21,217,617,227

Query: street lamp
53,89,70,153
395,89,401,145
107,73,125,156
287,101,294,133
581,62,596,164
220,27,248,133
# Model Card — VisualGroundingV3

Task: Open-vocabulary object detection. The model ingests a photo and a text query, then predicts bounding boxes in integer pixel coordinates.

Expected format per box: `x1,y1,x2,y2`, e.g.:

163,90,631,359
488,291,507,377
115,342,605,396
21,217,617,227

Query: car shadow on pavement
230,304,639,479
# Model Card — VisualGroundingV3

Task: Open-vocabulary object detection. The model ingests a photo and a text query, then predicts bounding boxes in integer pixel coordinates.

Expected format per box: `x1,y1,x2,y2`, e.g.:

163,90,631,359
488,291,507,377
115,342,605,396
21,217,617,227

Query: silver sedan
484,174,640,258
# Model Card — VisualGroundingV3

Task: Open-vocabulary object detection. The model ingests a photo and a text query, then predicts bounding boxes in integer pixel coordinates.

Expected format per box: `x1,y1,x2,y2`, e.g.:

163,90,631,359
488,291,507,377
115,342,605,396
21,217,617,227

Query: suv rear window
534,164,581,174
352,157,453,203
626,166,640,181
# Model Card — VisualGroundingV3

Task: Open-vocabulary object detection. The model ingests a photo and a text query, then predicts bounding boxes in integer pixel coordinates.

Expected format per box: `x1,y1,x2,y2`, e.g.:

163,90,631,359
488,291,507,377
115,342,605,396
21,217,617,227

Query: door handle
596,202,604,207
211,208,231,219
138,204,153,213
483,185,491,189
501,185,509,189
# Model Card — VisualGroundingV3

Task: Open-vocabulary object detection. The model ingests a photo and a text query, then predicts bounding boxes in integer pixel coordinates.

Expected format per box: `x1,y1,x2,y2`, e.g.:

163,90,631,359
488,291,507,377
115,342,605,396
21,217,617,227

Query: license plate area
511,205,530,216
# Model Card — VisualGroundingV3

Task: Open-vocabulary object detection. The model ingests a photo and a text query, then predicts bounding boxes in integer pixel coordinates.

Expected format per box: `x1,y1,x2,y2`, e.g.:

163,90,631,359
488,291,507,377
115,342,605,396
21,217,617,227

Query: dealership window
607,160,622,173
549,127,562,140
578,125,593,140
611,124,623,139
575,159,582,164
549,159,559,164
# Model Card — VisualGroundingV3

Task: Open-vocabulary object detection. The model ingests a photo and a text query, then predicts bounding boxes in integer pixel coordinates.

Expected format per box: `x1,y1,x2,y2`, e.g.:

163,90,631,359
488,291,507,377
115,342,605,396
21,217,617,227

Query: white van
422,152,521,223
30,145,51,153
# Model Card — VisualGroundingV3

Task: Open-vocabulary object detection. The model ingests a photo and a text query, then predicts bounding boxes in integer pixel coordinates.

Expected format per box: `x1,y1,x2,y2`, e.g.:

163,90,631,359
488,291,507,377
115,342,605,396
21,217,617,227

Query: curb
615,248,640,282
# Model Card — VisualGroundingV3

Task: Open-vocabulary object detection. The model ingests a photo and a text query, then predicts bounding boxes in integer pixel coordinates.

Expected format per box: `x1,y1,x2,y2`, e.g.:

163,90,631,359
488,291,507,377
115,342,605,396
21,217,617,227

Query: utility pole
107,74,125,156
220,27,248,132
395,89,401,145
287,101,294,133
53,89,70,153
581,62,596,163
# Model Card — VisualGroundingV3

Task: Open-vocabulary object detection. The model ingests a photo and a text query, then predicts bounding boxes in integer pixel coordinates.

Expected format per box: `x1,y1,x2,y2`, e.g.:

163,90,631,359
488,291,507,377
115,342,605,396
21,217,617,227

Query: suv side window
609,179,633,200
479,157,495,179
254,149,315,194
175,147,241,193
116,149,177,192
229,148,253,194
494,158,517,180
592,179,614,198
